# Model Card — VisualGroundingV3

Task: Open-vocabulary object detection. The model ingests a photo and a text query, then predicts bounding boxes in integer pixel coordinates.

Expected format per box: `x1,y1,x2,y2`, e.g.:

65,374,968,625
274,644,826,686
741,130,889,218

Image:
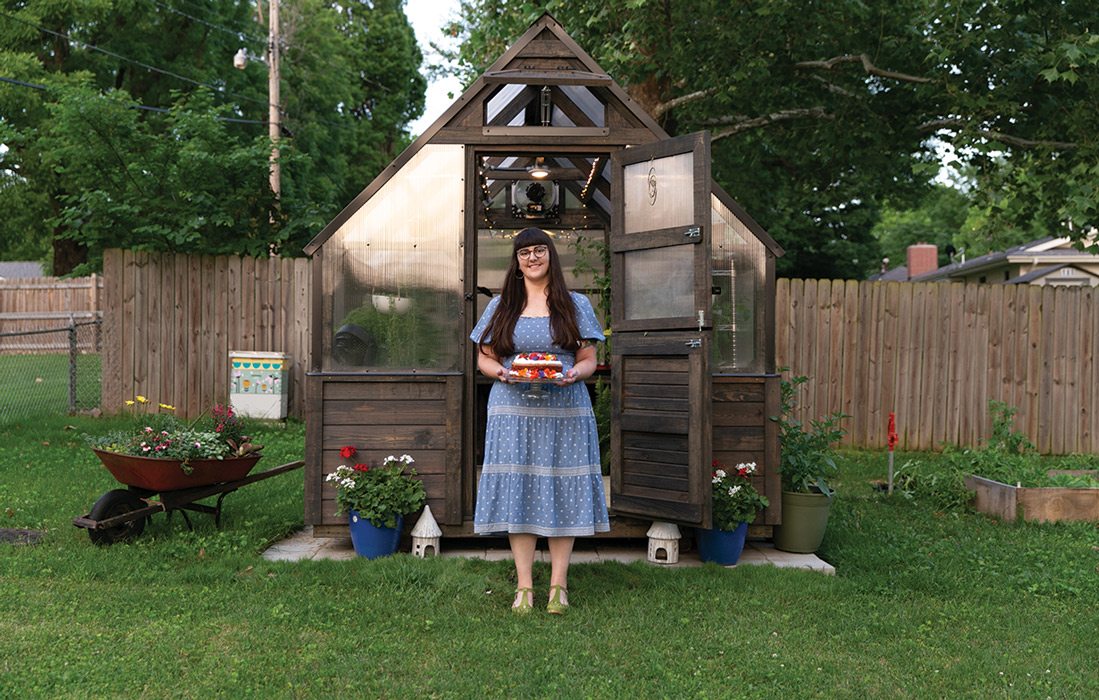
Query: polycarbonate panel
623,245,695,320
323,144,465,370
711,194,765,372
559,85,605,127
622,151,693,234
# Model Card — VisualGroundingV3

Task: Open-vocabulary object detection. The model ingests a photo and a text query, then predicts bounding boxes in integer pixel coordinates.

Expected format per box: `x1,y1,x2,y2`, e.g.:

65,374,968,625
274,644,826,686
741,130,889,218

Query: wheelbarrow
73,450,304,545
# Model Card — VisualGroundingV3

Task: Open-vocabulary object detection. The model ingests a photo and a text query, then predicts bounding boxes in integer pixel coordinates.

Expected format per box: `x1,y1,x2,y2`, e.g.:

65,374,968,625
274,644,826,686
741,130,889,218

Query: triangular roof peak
304,13,781,257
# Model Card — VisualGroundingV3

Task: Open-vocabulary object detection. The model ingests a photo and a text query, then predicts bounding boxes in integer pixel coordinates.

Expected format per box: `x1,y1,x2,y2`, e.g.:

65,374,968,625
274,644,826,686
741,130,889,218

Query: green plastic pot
773,490,831,553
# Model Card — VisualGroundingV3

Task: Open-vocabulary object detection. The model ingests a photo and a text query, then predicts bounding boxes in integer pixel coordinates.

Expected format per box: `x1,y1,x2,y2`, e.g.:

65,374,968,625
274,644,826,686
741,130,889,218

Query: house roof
911,235,1097,281
0,261,45,279
868,265,909,282
303,12,782,258
1005,263,1098,285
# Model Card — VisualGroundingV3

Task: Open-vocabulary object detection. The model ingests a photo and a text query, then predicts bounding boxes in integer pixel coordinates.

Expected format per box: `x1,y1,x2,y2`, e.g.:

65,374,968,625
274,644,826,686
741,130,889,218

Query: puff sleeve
469,296,500,344
572,292,606,343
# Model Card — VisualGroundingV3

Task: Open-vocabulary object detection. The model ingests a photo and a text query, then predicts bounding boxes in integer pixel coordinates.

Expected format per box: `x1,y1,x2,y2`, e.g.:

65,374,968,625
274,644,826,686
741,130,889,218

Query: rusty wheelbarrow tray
73,459,304,545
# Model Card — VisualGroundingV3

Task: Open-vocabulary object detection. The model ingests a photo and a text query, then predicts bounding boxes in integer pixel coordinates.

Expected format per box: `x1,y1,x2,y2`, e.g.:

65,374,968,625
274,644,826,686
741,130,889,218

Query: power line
147,0,265,43
0,75,268,125
0,10,358,133
0,9,277,114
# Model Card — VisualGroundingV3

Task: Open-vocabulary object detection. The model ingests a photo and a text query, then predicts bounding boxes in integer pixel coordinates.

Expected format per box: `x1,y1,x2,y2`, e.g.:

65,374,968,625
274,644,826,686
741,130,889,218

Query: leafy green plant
774,373,848,496
891,457,973,511
338,296,441,368
324,448,426,528
711,459,769,529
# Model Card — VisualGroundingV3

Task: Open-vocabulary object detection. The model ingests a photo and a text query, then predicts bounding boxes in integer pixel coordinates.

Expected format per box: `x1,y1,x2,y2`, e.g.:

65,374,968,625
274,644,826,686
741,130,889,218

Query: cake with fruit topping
509,352,564,381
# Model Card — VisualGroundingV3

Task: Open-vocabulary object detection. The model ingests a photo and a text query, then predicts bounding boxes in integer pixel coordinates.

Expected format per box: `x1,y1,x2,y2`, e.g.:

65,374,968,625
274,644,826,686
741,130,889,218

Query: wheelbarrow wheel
87,489,147,545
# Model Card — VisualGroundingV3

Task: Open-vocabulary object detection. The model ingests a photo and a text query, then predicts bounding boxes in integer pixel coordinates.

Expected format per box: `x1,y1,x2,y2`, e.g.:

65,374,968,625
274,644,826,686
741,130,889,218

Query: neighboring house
870,236,1099,286
0,262,44,280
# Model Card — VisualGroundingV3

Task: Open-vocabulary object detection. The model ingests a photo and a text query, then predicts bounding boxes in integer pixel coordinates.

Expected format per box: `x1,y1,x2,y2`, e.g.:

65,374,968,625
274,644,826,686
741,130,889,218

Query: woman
470,227,609,615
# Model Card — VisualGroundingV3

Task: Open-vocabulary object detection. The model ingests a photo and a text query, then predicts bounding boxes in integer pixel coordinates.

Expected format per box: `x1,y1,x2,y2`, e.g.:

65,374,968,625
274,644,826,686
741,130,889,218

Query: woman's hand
495,366,510,383
554,368,579,386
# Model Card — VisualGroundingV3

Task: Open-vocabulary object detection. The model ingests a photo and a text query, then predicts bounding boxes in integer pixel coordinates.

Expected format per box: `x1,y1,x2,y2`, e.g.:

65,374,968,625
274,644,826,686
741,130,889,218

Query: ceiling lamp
527,157,550,179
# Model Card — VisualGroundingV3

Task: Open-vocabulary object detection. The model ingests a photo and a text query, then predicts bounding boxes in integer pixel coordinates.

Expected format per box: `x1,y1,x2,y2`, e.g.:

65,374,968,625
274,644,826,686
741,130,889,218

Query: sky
404,0,465,136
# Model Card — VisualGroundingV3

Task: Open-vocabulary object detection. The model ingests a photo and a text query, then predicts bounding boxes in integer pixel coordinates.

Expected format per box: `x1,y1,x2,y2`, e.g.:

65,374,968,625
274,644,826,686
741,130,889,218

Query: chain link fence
0,318,102,424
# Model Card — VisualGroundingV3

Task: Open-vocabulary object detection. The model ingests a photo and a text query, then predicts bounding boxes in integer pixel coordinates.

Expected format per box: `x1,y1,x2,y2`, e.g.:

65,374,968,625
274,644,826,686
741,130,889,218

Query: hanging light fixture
527,156,550,179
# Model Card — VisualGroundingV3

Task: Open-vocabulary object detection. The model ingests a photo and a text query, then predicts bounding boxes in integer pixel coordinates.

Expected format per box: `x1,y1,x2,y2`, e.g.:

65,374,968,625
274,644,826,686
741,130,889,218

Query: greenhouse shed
303,13,785,538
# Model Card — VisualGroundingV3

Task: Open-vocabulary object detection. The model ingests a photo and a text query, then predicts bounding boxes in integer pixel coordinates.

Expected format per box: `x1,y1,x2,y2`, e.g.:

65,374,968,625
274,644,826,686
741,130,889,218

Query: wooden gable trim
482,69,612,86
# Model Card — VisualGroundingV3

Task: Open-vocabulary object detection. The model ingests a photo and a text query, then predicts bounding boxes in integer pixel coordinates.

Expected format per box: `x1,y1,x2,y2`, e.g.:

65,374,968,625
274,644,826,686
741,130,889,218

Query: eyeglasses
517,245,549,260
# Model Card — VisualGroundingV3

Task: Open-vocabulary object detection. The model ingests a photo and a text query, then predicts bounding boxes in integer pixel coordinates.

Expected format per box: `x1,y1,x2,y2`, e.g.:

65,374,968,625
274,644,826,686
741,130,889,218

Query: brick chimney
906,243,938,279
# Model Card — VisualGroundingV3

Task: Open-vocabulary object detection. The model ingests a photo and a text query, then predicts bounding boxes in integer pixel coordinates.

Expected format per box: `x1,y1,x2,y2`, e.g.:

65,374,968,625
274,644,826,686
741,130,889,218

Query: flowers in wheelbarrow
325,449,426,528
86,399,262,467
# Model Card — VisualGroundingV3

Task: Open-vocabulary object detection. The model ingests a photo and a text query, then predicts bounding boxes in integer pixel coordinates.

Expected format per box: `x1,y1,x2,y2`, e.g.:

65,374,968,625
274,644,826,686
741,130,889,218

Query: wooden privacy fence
0,275,103,353
776,278,1097,454
101,250,311,419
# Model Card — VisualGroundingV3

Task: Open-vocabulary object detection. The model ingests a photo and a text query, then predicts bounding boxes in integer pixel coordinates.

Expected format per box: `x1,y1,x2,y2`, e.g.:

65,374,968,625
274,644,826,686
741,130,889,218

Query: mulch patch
0,528,45,545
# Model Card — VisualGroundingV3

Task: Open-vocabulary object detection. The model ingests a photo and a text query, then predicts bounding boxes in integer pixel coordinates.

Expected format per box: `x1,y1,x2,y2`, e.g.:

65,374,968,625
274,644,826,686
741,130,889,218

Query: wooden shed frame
303,13,785,538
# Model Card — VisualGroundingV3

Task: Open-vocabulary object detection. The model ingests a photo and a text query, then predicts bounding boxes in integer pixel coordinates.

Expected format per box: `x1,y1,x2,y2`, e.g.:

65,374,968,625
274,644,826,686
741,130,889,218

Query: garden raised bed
964,471,1099,523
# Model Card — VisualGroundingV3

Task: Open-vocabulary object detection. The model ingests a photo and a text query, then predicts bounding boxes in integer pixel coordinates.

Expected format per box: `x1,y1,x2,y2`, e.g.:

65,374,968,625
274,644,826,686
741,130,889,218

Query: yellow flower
136,395,148,403
125,400,135,406
159,403,176,411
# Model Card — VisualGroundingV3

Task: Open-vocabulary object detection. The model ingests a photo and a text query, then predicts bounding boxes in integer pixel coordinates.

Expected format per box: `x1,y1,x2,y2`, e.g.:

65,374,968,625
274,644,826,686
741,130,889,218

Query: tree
439,0,1099,279
871,184,973,271
0,0,425,273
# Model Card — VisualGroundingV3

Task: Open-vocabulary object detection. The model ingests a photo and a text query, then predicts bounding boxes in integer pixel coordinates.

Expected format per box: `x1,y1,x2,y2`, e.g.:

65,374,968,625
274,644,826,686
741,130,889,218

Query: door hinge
684,226,701,239
684,339,702,349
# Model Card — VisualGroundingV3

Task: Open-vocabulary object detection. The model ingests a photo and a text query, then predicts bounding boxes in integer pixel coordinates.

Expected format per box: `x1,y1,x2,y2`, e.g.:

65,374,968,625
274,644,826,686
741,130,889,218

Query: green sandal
512,587,534,615
547,585,569,615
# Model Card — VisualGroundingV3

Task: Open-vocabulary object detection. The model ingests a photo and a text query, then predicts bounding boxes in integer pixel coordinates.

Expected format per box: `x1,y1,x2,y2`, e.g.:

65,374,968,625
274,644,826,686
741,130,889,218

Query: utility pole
267,0,281,199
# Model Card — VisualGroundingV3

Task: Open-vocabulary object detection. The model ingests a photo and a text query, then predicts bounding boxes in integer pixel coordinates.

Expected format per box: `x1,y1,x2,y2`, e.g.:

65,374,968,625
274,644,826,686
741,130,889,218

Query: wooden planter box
964,472,1099,523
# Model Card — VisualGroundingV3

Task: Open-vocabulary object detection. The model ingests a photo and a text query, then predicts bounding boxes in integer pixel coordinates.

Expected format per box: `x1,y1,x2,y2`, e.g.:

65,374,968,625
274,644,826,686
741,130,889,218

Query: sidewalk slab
262,530,834,574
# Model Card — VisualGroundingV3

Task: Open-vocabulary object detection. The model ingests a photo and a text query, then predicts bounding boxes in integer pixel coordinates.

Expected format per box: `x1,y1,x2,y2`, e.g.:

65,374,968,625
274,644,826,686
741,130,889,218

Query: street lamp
234,0,280,199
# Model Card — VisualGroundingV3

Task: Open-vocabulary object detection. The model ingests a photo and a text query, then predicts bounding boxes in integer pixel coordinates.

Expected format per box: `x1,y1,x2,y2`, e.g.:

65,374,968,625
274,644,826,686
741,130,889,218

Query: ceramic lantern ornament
646,521,681,564
411,505,442,557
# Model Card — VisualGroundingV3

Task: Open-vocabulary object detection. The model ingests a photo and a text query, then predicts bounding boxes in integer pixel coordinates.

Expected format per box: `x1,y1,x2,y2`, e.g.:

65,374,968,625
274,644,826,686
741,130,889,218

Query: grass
0,354,101,423
2,418,1098,698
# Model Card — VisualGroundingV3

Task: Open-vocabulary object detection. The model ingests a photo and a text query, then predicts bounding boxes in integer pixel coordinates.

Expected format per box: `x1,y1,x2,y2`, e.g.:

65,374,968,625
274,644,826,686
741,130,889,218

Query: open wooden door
609,132,713,527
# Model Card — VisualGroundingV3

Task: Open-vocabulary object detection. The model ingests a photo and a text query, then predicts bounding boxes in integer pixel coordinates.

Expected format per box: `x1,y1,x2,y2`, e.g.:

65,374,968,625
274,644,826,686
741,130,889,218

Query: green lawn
1,417,1097,698
0,353,101,423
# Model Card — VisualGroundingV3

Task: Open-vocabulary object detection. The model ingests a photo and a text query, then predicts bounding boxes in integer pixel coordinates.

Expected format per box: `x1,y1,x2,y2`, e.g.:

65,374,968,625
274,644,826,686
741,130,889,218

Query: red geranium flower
340,446,357,459
352,463,370,472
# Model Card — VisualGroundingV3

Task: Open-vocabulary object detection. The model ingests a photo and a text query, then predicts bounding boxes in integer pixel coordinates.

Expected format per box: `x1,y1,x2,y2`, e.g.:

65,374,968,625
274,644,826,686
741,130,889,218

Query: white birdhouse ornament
411,505,442,558
646,521,681,565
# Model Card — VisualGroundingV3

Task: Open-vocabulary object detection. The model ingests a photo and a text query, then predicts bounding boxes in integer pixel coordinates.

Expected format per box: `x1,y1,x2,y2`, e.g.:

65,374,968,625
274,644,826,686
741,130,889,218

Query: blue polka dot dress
470,292,610,536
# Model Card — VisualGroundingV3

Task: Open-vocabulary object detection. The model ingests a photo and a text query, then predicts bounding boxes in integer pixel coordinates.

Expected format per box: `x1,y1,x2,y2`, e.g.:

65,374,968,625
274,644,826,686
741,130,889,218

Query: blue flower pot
696,521,749,565
348,511,403,559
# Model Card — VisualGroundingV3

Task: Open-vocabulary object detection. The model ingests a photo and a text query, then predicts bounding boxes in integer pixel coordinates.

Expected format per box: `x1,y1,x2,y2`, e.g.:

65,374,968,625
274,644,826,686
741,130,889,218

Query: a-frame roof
304,13,782,257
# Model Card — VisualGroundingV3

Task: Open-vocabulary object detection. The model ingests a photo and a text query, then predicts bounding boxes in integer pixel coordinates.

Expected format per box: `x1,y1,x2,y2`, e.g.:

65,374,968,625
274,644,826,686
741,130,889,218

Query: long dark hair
481,227,581,357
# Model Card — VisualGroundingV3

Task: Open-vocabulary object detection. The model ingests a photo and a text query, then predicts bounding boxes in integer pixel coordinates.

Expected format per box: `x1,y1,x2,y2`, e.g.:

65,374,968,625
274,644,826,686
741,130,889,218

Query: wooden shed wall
713,375,782,526
307,375,462,535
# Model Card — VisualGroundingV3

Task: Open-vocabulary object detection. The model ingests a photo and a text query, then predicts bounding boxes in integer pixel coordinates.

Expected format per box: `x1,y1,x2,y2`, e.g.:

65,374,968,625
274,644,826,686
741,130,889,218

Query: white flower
737,462,757,474
715,469,727,479
728,485,741,497
712,475,722,485
400,454,414,464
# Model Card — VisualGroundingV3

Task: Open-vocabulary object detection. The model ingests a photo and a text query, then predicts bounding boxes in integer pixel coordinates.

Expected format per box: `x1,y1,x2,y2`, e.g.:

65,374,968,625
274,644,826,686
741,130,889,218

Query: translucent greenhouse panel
324,144,465,371
710,194,765,372
622,245,695,321
622,151,693,234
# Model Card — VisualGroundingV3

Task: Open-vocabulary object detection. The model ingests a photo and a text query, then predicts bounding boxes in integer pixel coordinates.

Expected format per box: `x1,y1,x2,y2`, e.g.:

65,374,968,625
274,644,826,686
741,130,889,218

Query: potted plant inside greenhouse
772,374,848,553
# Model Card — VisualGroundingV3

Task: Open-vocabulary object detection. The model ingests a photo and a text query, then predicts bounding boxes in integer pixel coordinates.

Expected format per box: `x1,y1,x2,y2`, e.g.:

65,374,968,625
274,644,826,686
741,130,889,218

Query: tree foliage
440,0,1098,279
0,0,425,273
